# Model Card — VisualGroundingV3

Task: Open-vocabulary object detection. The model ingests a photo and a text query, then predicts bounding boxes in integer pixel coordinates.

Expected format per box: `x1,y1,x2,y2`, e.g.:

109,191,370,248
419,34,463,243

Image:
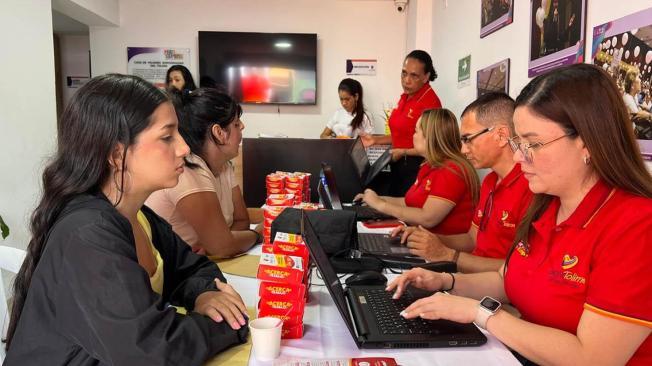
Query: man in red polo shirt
362,50,442,196
393,92,532,273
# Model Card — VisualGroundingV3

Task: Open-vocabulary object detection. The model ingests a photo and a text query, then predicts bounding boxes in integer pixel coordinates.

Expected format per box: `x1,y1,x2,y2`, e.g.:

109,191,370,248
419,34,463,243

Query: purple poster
591,7,652,159
528,0,586,78
481,0,514,38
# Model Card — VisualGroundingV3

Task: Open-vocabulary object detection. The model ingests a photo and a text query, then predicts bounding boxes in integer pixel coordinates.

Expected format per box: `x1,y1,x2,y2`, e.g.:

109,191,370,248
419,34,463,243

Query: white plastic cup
249,317,283,361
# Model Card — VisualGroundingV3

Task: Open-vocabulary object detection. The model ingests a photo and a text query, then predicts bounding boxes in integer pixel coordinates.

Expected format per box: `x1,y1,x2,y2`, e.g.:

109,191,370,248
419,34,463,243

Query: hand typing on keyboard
386,268,480,324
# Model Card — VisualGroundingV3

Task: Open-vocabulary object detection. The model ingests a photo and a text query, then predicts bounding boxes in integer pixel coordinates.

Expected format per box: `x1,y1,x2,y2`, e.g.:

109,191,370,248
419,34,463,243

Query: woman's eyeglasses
508,133,575,163
460,126,494,144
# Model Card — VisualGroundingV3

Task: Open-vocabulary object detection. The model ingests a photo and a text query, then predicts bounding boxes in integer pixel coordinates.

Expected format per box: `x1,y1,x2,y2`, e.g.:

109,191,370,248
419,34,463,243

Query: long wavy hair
165,64,197,91
505,64,652,269
3,74,167,350
419,108,480,206
338,78,368,131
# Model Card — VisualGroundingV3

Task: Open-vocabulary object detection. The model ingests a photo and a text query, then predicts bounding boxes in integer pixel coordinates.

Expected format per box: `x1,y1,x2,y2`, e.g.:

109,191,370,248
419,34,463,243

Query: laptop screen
318,163,343,210
349,137,370,180
301,213,359,344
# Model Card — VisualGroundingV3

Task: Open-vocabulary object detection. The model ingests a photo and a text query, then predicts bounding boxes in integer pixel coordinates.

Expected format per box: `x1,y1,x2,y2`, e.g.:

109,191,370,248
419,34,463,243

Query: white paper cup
249,317,283,361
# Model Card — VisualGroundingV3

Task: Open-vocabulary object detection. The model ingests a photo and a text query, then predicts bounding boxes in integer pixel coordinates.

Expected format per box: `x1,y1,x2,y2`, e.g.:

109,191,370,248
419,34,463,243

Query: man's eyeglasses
508,132,575,163
461,126,494,144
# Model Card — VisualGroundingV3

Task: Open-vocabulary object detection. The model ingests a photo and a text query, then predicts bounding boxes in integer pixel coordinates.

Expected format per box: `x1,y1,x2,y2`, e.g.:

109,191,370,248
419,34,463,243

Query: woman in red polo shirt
387,64,652,365
356,108,479,236
362,50,442,196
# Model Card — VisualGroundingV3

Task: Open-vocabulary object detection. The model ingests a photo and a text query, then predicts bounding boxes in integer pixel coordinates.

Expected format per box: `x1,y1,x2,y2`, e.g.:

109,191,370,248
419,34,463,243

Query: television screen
198,31,317,105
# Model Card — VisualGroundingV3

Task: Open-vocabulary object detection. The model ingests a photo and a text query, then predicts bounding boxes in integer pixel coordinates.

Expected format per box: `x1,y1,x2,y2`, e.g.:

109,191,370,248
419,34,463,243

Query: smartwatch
474,296,501,330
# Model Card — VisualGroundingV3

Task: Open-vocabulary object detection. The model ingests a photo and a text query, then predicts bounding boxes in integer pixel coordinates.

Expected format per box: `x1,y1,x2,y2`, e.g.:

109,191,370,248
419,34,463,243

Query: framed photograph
481,0,514,38
477,59,510,97
591,7,652,159
528,0,586,78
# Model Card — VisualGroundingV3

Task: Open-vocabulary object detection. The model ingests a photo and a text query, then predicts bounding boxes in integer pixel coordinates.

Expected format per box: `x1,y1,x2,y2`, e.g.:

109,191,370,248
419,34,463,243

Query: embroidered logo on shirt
515,241,529,257
425,179,431,191
477,209,483,218
500,210,516,228
561,254,579,270
408,108,414,119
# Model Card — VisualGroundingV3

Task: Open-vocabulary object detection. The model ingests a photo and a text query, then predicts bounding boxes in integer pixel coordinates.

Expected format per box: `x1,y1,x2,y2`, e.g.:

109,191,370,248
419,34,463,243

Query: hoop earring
583,156,591,165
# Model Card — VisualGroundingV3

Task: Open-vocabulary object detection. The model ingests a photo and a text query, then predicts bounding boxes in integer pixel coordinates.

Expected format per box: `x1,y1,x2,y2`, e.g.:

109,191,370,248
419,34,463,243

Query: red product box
262,244,308,267
266,187,286,195
256,253,305,284
259,281,306,301
266,194,295,206
256,310,304,327
273,232,304,245
281,323,304,339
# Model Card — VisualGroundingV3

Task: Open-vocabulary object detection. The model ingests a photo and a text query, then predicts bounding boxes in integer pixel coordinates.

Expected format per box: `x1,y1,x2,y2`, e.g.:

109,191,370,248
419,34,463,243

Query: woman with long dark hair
166,64,197,92
387,64,652,365
320,78,373,138
4,74,248,365
146,88,260,257
356,108,479,235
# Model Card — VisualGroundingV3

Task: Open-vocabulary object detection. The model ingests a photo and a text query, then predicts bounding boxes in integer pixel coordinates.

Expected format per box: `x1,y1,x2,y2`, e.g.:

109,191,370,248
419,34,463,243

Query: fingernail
400,310,408,318
393,293,399,299
232,322,240,329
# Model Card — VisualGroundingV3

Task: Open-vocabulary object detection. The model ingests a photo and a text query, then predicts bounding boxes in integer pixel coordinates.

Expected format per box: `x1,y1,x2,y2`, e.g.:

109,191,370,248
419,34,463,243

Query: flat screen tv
198,31,317,105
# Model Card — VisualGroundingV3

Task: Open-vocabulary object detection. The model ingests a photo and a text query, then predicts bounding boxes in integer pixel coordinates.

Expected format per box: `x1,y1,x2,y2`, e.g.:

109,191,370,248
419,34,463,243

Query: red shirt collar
400,83,433,104
485,163,524,192
533,179,615,232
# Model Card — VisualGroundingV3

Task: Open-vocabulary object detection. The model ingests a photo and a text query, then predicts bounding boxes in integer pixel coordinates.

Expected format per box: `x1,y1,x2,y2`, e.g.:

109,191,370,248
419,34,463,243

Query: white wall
59,35,90,107
430,0,652,171
0,0,57,250
89,0,408,138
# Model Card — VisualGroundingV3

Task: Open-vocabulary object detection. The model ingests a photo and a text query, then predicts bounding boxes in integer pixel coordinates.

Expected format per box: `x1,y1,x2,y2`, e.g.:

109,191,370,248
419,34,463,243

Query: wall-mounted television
198,31,317,105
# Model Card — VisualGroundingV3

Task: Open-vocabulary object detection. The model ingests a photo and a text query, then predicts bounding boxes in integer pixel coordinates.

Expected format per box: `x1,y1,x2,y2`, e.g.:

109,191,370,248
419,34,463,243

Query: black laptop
302,214,487,349
318,162,393,221
349,137,392,187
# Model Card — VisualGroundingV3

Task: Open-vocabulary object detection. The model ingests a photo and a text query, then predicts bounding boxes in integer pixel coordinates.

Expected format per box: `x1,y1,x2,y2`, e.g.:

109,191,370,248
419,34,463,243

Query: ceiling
52,10,89,35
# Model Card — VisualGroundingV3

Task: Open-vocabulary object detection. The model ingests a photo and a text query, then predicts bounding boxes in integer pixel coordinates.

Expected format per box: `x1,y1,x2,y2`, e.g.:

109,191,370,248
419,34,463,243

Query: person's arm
389,148,420,162
361,134,392,147
176,191,257,258
395,271,650,365
371,193,455,228
63,222,248,365
230,185,250,230
320,127,334,139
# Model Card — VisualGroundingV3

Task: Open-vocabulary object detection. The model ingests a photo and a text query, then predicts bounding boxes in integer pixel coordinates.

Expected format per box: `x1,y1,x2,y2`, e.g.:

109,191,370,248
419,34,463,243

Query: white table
223,269,520,366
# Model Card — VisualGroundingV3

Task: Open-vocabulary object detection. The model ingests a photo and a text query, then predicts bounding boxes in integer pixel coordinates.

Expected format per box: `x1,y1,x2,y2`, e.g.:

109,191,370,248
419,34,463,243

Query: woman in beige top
147,89,259,257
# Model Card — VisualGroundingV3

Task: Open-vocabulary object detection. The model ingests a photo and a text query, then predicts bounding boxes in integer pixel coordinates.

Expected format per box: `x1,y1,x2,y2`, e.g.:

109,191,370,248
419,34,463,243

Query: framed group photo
591,7,652,159
481,0,514,38
528,0,586,77
477,59,510,97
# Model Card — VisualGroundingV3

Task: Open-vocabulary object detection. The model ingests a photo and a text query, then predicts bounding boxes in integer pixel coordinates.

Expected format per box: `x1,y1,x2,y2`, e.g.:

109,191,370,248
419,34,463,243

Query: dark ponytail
3,74,167,351
406,50,437,81
169,88,242,161
338,78,367,131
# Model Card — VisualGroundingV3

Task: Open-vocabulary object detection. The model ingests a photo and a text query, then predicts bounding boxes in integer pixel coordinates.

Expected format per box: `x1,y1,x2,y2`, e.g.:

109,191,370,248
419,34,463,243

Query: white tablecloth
223,270,520,366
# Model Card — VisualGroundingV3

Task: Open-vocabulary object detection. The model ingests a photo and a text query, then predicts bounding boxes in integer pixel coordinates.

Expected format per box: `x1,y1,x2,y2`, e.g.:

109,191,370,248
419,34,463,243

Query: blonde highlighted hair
419,108,480,205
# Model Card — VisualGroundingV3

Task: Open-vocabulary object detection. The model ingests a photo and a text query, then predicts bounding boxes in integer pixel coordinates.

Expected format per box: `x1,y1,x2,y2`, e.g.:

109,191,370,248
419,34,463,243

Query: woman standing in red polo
362,50,442,196
388,64,652,365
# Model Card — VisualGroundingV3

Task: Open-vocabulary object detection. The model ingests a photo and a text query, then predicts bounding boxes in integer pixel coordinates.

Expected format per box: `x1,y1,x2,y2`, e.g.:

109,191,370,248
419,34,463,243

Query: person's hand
390,225,416,244
405,226,456,262
358,189,383,209
194,279,248,330
390,148,405,162
400,292,479,324
386,268,447,299
253,222,264,235
360,134,375,147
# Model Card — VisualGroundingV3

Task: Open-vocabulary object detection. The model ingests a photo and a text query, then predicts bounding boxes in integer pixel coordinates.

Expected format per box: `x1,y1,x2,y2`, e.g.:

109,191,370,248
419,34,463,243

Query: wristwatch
474,296,501,330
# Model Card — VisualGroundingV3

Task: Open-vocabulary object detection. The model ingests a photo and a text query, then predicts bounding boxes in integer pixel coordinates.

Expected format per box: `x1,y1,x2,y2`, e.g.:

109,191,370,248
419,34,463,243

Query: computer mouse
345,270,388,287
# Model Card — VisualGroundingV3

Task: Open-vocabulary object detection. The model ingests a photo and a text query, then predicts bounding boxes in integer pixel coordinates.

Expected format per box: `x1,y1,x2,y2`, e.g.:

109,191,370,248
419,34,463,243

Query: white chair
0,245,26,363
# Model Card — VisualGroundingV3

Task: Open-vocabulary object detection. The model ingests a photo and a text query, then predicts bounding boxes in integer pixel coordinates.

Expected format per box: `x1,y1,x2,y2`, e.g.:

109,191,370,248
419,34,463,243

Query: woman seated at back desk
147,89,261,258
320,78,373,139
355,108,479,236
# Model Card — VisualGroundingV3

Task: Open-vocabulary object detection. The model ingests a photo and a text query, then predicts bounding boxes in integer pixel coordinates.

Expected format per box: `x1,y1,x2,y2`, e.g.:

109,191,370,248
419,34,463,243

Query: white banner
127,47,191,88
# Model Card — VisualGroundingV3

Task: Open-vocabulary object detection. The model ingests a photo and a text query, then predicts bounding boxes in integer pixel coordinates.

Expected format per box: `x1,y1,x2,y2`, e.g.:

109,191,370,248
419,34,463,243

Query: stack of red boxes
262,171,312,244
257,232,310,339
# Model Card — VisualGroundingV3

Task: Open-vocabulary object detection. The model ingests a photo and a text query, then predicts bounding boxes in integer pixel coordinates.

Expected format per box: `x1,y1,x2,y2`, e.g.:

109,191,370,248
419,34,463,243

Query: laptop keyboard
345,205,392,220
359,233,389,252
362,288,436,335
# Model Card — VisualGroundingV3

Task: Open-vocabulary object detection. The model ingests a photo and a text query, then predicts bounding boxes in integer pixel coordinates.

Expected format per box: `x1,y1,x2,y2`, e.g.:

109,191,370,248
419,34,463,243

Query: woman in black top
3,74,248,365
